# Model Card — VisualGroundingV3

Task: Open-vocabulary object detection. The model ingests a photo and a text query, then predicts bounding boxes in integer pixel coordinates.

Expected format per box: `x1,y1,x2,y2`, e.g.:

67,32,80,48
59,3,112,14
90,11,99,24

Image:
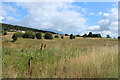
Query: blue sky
1,2,118,37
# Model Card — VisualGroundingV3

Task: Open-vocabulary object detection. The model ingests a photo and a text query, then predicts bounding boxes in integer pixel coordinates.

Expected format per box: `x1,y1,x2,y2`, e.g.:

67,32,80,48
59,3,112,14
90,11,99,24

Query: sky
1,2,118,38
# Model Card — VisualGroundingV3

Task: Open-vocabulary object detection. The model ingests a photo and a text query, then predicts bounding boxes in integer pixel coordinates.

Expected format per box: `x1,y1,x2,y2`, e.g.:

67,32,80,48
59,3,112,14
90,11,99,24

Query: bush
118,36,120,39
54,35,59,38
61,35,64,39
3,31,7,35
106,35,111,38
88,32,92,37
44,32,53,39
12,33,18,42
65,34,69,36
23,31,35,39
15,32,24,38
70,34,75,39
82,33,87,37
76,34,80,37
36,32,42,39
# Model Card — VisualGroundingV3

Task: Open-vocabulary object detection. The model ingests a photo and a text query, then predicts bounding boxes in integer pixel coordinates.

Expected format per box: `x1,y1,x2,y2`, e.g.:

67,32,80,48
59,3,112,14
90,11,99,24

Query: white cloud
91,5,118,37
2,2,118,37
103,13,110,17
87,25,100,31
0,16,4,22
89,12,95,15
98,12,102,15
3,2,88,34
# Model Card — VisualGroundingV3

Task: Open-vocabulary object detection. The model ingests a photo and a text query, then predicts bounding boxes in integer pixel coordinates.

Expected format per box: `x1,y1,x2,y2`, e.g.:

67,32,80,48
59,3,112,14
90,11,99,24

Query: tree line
12,31,64,42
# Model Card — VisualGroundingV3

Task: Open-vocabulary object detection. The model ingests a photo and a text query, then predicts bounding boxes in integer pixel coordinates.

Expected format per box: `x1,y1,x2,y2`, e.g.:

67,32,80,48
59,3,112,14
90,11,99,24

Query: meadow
2,32,118,78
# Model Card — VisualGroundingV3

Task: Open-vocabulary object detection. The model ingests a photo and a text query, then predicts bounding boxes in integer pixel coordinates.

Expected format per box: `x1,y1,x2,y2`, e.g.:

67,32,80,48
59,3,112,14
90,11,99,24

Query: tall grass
2,32,118,78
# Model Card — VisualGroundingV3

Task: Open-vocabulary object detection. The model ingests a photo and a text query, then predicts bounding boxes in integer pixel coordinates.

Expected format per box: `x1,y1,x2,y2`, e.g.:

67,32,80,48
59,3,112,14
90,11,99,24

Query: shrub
15,32,24,38
54,35,59,38
91,34,102,38
12,33,18,42
76,34,80,37
65,34,69,36
44,32,53,39
82,33,87,37
61,35,64,39
118,36,120,39
23,31,35,39
106,35,111,38
70,34,75,39
88,32,92,37
36,32,42,39
3,31,7,35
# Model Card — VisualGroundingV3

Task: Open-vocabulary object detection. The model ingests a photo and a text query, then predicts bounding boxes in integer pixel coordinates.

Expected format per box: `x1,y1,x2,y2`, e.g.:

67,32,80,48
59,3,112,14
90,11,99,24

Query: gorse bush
70,34,75,39
54,35,59,38
23,31,35,39
44,32,53,39
36,32,42,39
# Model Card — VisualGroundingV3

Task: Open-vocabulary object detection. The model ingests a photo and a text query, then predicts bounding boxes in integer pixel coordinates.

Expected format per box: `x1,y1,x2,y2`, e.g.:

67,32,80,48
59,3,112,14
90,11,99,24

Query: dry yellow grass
2,32,118,78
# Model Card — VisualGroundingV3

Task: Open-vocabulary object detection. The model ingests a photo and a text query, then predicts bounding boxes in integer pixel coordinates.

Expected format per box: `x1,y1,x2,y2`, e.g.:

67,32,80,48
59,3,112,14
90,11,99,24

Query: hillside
0,23,57,34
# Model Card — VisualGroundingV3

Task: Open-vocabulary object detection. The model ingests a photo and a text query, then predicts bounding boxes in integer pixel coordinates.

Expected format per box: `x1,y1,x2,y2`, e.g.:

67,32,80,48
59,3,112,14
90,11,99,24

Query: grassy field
2,32,118,78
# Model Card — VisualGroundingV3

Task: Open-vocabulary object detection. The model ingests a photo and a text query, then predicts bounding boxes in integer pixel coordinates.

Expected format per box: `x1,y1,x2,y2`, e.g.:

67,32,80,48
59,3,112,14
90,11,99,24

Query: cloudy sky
1,2,118,37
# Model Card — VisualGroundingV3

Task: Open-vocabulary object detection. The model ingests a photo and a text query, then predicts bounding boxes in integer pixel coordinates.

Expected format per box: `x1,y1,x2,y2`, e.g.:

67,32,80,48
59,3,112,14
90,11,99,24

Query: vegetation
118,36,120,39
23,31,35,39
15,32,24,38
12,33,18,42
82,33,87,37
88,32,92,37
87,32,101,38
36,32,42,39
3,31,7,35
106,35,111,38
61,35,64,39
70,34,75,39
2,32,118,78
1,23,56,34
54,35,59,38
44,32,53,39
76,34,81,37
1,23,118,78
65,34,69,36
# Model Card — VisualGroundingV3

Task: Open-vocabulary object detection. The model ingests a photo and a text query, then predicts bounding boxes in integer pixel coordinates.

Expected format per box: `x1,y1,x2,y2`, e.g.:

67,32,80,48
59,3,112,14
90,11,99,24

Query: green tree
44,32,53,39
12,33,18,42
70,34,75,39
88,32,92,37
15,32,24,38
76,34,80,37
83,33,87,37
65,34,69,36
54,35,59,38
23,31,35,39
118,36,120,39
36,32,42,39
3,31,7,35
61,35,64,39
106,35,111,38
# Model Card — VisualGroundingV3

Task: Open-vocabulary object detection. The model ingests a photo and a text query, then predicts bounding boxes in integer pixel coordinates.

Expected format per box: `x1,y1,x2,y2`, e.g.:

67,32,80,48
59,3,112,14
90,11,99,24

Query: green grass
2,32,118,78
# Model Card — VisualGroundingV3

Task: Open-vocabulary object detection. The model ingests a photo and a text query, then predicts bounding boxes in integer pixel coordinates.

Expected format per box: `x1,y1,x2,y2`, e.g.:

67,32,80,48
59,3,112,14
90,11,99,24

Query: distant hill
0,23,57,34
